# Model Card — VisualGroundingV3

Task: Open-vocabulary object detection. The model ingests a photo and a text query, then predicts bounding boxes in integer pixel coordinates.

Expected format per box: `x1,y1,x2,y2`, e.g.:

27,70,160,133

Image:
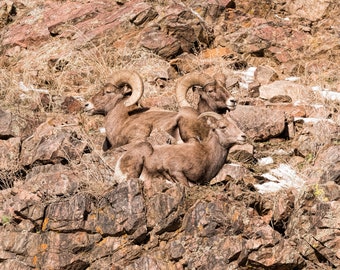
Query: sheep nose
227,97,237,110
84,102,94,111
229,97,236,105
239,134,247,142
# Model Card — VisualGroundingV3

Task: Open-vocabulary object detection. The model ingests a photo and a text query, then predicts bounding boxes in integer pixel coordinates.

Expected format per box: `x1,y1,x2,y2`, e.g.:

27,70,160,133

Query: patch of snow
274,14,290,21
272,149,290,155
238,67,257,89
255,164,305,194
228,163,242,167
294,117,335,124
312,86,340,102
257,157,274,166
285,76,300,82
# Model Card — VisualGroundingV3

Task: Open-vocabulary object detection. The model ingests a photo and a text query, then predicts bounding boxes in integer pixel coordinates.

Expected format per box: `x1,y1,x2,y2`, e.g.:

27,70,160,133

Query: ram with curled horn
114,111,246,186
84,70,226,150
176,72,237,114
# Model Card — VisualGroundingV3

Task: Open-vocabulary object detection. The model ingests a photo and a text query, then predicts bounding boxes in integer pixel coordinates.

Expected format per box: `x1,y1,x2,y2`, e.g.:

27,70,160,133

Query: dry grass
0,7,339,197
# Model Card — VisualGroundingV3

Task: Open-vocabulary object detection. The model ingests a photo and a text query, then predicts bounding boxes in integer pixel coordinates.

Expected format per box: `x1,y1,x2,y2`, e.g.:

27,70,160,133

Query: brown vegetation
0,0,339,269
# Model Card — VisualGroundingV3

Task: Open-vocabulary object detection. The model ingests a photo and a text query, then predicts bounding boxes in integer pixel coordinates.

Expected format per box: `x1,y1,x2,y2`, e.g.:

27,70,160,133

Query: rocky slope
0,0,339,269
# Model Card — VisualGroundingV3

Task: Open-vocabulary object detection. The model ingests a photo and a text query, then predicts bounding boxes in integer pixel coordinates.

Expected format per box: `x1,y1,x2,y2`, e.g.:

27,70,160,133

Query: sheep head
214,73,237,111
84,70,144,115
176,72,236,114
198,111,246,147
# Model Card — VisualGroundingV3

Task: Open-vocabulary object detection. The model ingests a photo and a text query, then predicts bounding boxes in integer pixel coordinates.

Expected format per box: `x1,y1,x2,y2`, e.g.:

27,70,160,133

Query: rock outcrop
0,0,339,269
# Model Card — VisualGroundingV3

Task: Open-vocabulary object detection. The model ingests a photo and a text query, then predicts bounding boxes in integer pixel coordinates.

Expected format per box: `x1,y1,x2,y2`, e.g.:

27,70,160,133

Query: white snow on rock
255,164,305,194
312,86,340,102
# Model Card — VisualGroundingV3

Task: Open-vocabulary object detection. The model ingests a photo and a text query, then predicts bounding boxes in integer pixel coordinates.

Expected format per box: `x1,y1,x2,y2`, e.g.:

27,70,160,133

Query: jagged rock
143,177,185,235
2,0,158,48
288,0,335,21
247,239,306,269
140,26,181,59
259,80,318,103
0,0,339,269
0,137,20,171
85,179,147,241
0,109,20,139
312,145,340,184
20,116,89,166
292,119,339,159
230,105,286,141
265,103,306,118
255,65,279,85
210,163,250,185
0,1,15,29
286,182,340,268
125,256,172,270
43,192,94,231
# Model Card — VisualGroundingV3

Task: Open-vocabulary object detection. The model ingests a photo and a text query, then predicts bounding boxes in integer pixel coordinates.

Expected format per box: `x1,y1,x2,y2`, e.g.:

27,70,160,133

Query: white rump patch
113,156,127,183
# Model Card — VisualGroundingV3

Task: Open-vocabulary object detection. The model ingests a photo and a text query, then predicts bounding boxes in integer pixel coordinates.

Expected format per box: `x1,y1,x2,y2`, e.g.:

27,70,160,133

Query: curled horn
213,73,226,88
176,72,215,107
107,70,144,107
198,111,223,120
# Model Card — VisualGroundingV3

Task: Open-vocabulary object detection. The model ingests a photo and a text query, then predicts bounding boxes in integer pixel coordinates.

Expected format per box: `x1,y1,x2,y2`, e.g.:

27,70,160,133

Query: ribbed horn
176,72,215,107
197,111,223,120
107,70,144,107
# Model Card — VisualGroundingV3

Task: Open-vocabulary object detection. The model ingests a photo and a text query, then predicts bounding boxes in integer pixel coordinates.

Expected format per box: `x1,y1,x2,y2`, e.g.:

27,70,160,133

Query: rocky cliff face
0,0,339,269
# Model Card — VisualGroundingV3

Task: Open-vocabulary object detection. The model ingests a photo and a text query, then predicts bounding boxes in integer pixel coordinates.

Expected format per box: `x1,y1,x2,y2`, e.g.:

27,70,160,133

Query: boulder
288,0,335,21
259,80,318,103
0,137,21,171
20,116,89,166
286,182,340,268
230,105,286,141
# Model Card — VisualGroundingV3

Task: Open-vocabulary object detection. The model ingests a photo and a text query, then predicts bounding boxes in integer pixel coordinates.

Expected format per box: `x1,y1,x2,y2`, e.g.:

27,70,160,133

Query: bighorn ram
84,70,235,150
114,112,246,186
176,72,237,113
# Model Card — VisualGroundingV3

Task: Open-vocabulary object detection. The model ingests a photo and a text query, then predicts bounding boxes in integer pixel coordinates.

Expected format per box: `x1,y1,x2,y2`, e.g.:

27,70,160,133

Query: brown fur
116,113,246,186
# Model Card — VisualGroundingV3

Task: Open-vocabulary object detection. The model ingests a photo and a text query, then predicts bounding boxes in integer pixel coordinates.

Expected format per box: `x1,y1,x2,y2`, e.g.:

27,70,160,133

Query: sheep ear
176,72,215,107
121,85,133,96
102,83,116,93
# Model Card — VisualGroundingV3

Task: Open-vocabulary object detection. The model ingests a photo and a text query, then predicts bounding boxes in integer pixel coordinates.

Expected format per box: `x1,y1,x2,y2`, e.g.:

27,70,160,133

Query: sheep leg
169,171,190,187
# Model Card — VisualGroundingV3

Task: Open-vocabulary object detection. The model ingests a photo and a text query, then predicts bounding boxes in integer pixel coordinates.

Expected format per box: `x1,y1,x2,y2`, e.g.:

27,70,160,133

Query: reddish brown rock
210,163,250,185
0,109,17,138
0,137,20,171
286,182,340,268
0,0,339,269
247,239,305,269
140,26,181,59
230,105,286,141
288,0,334,21
2,0,158,48
265,103,307,118
259,80,317,103
20,116,89,166
292,119,339,158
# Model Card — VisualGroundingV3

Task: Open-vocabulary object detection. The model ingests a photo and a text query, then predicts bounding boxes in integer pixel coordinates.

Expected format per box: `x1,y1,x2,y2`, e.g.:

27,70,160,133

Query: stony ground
0,0,339,269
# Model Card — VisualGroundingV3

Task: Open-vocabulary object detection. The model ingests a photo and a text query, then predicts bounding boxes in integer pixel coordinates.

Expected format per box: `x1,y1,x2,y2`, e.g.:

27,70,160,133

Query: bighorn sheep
114,112,246,186
84,70,235,150
176,72,237,113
